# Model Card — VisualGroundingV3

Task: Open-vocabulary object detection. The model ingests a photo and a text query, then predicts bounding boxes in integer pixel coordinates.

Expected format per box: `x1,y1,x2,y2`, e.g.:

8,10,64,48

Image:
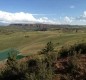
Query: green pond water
0,48,24,61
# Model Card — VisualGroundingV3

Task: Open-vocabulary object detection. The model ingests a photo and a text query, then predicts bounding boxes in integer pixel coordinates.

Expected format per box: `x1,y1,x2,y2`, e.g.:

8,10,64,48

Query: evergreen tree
40,41,54,54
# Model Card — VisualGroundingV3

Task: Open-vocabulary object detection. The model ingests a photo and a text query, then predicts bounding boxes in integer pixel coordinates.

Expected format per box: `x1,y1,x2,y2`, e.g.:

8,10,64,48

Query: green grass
0,30,86,56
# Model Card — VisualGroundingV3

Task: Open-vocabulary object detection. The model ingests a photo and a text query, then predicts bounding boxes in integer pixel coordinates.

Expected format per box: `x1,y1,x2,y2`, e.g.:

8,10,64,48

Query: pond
0,48,24,61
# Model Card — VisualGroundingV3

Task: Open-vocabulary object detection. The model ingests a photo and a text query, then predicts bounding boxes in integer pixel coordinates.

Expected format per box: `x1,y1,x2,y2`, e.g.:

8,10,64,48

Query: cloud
75,11,86,20
62,11,86,25
0,10,59,24
83,11,86,17
1,10,86,25
0,11,36,23
37,17,60,24
70,5,75,9
64,16,72,23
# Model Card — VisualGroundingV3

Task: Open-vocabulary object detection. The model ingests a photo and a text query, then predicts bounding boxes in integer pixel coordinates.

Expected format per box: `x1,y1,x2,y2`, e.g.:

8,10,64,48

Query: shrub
27,59,38,74
40,41,54,54
0,53,28,80
59,43,86,58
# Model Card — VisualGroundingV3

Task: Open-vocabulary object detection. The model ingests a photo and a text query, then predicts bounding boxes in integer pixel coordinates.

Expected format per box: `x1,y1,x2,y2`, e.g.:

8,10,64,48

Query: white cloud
0,11,36,23
70,5,75,9
75,11,86,21
1,10,86,25
83,11,86,17
0,10,59,24
64,16,72,23
62,11,86,25
37,17,60,24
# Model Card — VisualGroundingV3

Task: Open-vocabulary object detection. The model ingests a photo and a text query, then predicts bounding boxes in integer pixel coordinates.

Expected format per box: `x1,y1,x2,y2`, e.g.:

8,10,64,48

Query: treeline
0,42,86,80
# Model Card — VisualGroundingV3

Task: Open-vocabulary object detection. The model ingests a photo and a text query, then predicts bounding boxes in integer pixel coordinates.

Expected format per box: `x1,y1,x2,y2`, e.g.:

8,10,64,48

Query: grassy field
0,29,86,56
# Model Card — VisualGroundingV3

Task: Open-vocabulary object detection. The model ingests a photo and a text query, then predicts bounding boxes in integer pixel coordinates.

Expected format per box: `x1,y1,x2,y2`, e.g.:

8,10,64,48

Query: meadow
0,27,86,56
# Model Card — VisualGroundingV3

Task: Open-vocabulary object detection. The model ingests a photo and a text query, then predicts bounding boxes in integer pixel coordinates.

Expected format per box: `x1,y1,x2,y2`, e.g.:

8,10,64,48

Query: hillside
0,25,86,56
0,42,86,80
0,25,86,80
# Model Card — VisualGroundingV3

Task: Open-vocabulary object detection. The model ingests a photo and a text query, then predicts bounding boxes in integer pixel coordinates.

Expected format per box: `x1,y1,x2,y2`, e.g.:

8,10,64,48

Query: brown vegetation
0,42,86,80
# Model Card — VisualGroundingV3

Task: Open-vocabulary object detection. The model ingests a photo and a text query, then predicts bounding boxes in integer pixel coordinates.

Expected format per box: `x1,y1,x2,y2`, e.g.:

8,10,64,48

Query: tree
40,41,54,54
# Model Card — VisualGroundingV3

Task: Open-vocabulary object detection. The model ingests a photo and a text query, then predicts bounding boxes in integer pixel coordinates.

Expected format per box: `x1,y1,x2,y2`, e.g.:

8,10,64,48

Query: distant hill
6,23,85,31
9,23,85,28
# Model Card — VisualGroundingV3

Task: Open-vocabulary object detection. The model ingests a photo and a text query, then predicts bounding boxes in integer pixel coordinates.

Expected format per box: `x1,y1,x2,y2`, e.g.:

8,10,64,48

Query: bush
0,53,28,80
40,41,54,54
59,43,86,58
27,59,38,74
0,42,86,80
70,43,86,54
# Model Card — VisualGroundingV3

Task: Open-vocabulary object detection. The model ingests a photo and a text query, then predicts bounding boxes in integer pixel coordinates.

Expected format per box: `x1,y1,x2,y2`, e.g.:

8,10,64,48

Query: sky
0,0,86,25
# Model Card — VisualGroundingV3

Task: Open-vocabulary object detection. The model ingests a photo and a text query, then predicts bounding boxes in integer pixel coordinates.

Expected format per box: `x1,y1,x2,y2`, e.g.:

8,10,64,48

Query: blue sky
0,0,86,25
